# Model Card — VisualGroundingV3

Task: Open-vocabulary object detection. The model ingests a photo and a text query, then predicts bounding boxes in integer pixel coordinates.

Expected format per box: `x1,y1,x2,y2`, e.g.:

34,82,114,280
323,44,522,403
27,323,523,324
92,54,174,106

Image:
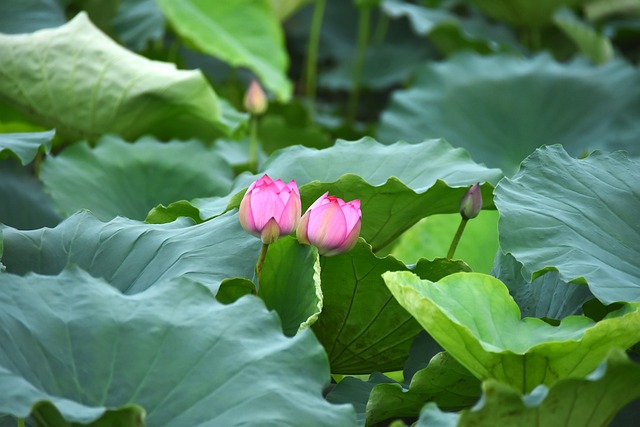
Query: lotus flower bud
243,79,268,115
296,192,362,256
239,174,301,244
459,182,482,220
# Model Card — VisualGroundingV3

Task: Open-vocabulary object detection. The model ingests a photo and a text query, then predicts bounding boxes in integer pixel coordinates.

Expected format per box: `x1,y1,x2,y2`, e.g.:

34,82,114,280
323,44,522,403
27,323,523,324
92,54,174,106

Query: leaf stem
256,243,270,280
347,5,372,123
18,419,25,427
305,0,326,105
447,218,468,259
248,115,258,173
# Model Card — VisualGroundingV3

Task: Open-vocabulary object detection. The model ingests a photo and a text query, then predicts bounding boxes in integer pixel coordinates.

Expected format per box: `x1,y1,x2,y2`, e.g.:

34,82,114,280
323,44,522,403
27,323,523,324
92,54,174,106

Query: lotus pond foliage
0,0,639,426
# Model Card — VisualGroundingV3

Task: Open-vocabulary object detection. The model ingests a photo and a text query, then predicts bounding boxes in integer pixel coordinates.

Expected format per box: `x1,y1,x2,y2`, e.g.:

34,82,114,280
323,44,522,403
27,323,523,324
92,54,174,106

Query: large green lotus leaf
0,130,53,165
0,159,61,230
258,236,322,336
0,0,65,34
390,211,499,274
491,251,594,319
212,137,503,252
156,0,291,101
377,54,640,175
495,146,640,304
467,0,590,28
0,268,357,426
40,135,234,221
112,0,165,51
1,210,261,295
417,349,640,427
0,12,236,142
313,241,469,374
383,271,640,393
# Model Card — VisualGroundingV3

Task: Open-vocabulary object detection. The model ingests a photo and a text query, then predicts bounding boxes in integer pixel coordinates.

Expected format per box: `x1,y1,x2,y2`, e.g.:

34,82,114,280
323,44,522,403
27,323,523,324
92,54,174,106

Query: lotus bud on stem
447,183,482,259
243,79,268,173
238,174,301,279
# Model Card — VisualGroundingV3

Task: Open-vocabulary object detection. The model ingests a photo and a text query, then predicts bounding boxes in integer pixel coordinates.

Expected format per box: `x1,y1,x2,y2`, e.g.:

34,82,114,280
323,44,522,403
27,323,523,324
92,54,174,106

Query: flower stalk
256,243,270,279
305,0,326,105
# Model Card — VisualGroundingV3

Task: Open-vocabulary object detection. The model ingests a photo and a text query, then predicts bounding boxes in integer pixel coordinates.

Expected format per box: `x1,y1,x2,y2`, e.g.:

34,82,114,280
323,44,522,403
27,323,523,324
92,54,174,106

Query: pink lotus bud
243,79,268,115
239,174,301,244
459,182,482,220
296,192,362,256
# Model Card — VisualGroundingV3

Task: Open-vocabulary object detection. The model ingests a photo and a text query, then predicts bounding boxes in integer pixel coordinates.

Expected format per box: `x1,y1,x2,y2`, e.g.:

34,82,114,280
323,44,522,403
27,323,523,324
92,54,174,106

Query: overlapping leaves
383,271,640,393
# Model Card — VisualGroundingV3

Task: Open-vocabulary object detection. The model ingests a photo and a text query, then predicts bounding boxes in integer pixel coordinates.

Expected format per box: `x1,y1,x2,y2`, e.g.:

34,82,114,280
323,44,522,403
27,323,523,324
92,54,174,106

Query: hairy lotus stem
305,0,326,105
447,218,468,260
256,243,270,279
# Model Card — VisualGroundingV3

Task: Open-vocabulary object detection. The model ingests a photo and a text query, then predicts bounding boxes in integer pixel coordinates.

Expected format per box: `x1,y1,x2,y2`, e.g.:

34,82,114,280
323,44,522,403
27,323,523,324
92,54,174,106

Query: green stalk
447,218,468,260
305,0,326,105
373,10,389,43
248,115,258,173
256,243,270,279
347,5,372,123
18,419,25,427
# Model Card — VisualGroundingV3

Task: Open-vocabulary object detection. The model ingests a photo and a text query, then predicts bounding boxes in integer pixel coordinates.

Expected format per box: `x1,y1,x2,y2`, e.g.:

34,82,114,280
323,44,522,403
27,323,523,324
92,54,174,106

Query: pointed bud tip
459,182,482,220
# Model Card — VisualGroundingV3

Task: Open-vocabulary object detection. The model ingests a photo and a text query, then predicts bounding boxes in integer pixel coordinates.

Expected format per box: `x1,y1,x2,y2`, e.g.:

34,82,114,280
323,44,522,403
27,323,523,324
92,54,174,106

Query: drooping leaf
0,12,236,142
491,251,594,319
417,349,640,427
40,135,234,221
378,53,640,175
0,130,53,165
383,271,640,393
554,8,614,64
391,211,499,273
0,159,61,230
313,241,469,374
209,138,502,252
1,210,260,295
495,146,640,304
0,268,357,426
156,0,292,101
258,236,323,336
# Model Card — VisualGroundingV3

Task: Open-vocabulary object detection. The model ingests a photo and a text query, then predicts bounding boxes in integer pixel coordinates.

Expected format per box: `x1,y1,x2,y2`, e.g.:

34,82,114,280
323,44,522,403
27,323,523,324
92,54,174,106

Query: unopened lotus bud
459,183,482,220
243,79,268,115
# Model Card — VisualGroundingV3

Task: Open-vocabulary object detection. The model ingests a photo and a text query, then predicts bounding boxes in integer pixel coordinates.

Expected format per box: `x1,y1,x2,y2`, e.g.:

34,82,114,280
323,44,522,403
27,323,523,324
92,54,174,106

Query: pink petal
306,192,330,212
277,188,302,234
342,200,362,231
250,188,285,230
239,196,258,236
296,212,311,245
307,201,348,249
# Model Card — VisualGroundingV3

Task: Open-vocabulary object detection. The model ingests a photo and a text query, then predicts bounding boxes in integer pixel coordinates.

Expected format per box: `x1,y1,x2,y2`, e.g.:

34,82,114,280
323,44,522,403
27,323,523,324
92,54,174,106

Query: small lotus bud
243,79,268,115
459,183,482,220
